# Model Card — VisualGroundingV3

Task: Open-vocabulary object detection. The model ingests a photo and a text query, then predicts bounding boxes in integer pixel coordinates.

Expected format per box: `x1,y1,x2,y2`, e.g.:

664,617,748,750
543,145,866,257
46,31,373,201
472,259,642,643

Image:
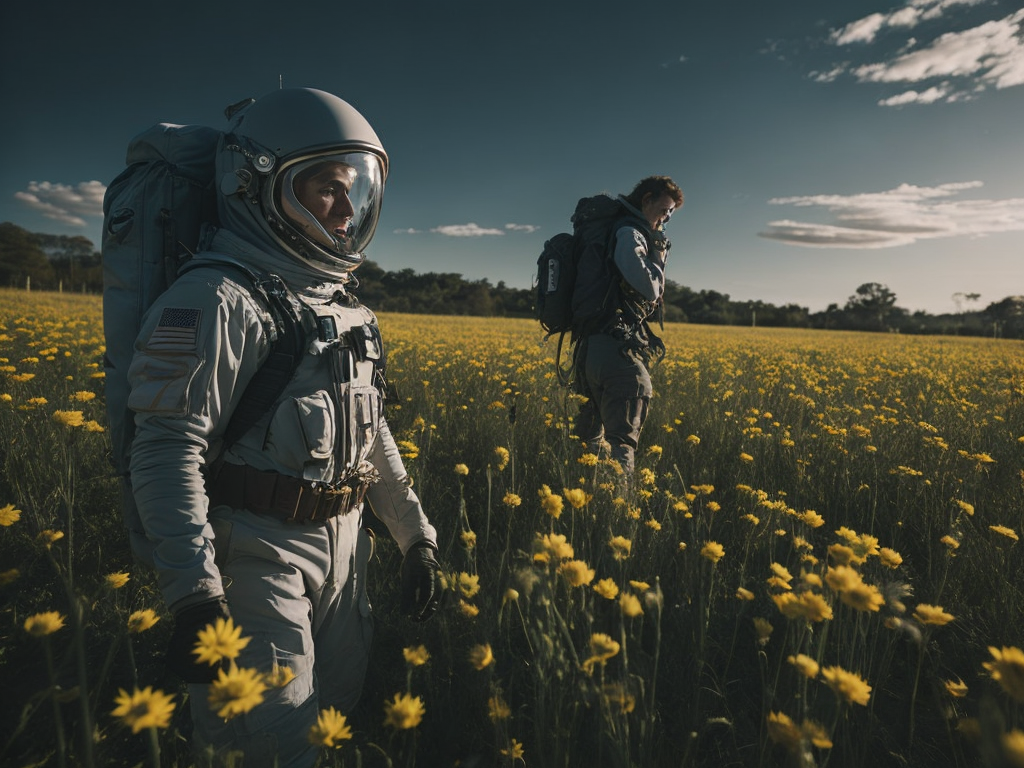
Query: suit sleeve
364,418,438,554
127,273,268,612
612,225,665,302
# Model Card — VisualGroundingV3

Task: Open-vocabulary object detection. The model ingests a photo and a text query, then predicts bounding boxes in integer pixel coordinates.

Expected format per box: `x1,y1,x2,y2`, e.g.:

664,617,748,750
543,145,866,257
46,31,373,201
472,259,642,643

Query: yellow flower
840,582,885,613
821,665,872,706
788,654,820,679
503,492,522,509
468,643,495,670
825,564,862,593
105,571,130,589
1003,730,1024,767
620,593,643,618
989,525,1019,542
559,559,596,587
24,611,66,637
944,678,968,698
458,600,480,618
700,541,725,564
0,568,20,585
736,587,755,601
37,529,65,548
766,711,801,752
0,503,21,526
111,686,176,733
535,532,574,560
984,646,1024,702
578,452,599,466
192,616,251,667
638,467,656,486
753,617,773,645
593,578,619,600
127,609,160,634
686,434,700,445
647,444,663,457
739,452,754,463
828,544,856,566
540,492,564,519
383,692,426,730
801,510,825,528
487,695,511,721
454,463,469,476
460,530,477,549
503,588,520,604
71,390,97,402
913,604,954,626
457,572,481,598
207,664,267,720
608,535,632,560
493,446,510,471
308,706,352,747
954,500,975,516
941,535,960,550
563,488,592,509
397,440,419,460
603,683,637,713
879,547,903,569
501,738,525,760
801,720,833,749
403,645,430,667
52,410,85,428
266,665,296,687
582,632,621,673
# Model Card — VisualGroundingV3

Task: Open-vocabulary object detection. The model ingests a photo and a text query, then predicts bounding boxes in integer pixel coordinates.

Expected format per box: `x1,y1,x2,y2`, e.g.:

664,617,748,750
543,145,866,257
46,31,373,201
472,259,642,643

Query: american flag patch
149,307,201,348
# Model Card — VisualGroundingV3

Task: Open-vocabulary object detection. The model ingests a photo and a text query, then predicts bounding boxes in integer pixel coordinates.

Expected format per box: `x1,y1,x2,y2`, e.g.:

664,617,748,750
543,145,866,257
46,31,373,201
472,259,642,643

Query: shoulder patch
148,307,202,349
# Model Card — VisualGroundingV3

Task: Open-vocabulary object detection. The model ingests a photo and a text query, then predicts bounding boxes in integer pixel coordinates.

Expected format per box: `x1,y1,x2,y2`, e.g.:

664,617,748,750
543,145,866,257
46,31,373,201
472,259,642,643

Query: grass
1,287,1023,767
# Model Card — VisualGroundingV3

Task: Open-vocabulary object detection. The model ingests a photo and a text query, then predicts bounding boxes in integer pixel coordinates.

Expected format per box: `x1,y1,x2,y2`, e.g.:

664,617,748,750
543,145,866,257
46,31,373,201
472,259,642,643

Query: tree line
2,221,1021,338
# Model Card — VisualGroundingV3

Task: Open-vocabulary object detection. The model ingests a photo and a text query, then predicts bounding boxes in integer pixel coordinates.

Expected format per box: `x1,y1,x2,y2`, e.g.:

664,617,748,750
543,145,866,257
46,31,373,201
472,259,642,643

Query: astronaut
125,88,441,767
572,176,683,475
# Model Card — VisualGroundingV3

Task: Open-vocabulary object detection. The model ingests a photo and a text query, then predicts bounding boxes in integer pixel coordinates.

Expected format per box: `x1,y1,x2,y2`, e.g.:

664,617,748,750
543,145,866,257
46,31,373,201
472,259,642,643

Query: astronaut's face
641,193,676,229
293,162,358,240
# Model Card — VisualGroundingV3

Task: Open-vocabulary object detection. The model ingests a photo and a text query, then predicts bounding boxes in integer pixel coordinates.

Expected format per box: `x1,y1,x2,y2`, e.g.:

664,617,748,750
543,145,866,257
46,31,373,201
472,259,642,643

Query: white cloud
393,227,423,234
14,180,106,227
877,84,951,105
430,223,506,237
832,12,888,45
505,223,539,233
759,181,1024,249
823,3,1023,104
832,0,987,45
853,10,1024,89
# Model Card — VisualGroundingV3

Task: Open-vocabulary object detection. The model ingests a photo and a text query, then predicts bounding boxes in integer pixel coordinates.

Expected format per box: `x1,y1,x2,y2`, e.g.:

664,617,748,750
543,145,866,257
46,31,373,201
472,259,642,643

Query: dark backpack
534,194,626,337
101,121,311,558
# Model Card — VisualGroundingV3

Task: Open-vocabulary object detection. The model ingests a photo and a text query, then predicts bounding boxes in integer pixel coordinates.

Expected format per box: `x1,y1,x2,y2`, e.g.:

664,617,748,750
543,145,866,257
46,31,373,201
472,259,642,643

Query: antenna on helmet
279,74,283,89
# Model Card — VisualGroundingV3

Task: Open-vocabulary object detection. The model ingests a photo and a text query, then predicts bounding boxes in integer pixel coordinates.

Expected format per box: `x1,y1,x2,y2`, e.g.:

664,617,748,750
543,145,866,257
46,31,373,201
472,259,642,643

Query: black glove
401,542,442,622
164,596,231,684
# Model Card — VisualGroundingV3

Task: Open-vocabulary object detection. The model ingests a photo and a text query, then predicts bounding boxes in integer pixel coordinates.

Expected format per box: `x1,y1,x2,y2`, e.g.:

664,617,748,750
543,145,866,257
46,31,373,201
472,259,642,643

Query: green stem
44,640,68,768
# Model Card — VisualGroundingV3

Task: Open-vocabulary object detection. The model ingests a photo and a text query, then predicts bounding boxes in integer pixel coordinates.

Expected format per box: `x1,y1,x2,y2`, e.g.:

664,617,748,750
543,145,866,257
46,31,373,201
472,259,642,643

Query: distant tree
0,222,55,288
845,282,898,331
983,296,1024,339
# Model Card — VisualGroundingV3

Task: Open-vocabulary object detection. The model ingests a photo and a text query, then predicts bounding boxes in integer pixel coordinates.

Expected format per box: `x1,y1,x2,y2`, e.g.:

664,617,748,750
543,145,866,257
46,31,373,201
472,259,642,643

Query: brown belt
207,462,370,524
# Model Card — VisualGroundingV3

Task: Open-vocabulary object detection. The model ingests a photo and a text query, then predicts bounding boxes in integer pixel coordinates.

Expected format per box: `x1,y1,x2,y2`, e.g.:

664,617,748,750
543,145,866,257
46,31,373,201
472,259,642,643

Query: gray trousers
191,507,374,768
573,333,652,474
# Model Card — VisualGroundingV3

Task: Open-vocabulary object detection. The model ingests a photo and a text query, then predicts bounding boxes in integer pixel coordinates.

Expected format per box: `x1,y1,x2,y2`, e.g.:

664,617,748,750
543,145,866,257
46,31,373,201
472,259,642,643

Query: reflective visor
276,151,384,257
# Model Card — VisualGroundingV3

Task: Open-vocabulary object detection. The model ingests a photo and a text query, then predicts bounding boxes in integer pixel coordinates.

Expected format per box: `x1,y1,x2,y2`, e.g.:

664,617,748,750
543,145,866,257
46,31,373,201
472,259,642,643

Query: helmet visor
277,152,384,257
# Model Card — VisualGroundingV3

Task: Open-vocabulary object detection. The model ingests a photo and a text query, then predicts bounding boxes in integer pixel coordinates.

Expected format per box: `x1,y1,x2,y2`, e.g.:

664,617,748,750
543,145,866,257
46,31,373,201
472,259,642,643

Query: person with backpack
571,175,684,476
119,88,441,766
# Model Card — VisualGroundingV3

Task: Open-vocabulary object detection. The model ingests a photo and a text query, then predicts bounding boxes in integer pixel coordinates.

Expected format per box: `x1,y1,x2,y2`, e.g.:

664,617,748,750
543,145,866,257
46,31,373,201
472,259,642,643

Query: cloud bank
817,3,1024,105
759,181,1024,248
396,222,540,237
14,180,106,227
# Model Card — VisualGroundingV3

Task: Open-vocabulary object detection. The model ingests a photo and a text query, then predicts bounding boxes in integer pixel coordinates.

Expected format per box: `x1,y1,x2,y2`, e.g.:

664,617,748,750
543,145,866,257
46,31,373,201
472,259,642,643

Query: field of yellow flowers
1,286,1023,768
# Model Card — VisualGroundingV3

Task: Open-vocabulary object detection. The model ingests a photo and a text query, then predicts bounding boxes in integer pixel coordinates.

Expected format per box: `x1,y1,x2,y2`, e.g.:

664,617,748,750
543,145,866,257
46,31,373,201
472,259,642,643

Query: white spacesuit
126,88,440,767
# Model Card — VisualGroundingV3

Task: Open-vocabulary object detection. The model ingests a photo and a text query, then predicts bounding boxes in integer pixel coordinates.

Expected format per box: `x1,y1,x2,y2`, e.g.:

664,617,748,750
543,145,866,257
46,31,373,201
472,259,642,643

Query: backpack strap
180,255,317,453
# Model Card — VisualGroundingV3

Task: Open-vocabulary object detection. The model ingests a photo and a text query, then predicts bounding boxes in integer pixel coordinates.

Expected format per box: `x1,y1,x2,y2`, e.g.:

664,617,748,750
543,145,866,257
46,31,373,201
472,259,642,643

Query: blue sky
2,0,1022,315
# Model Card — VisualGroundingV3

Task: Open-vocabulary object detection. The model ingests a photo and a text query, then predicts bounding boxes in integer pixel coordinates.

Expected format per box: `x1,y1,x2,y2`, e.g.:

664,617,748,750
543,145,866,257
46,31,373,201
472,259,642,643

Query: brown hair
623,176,684,210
